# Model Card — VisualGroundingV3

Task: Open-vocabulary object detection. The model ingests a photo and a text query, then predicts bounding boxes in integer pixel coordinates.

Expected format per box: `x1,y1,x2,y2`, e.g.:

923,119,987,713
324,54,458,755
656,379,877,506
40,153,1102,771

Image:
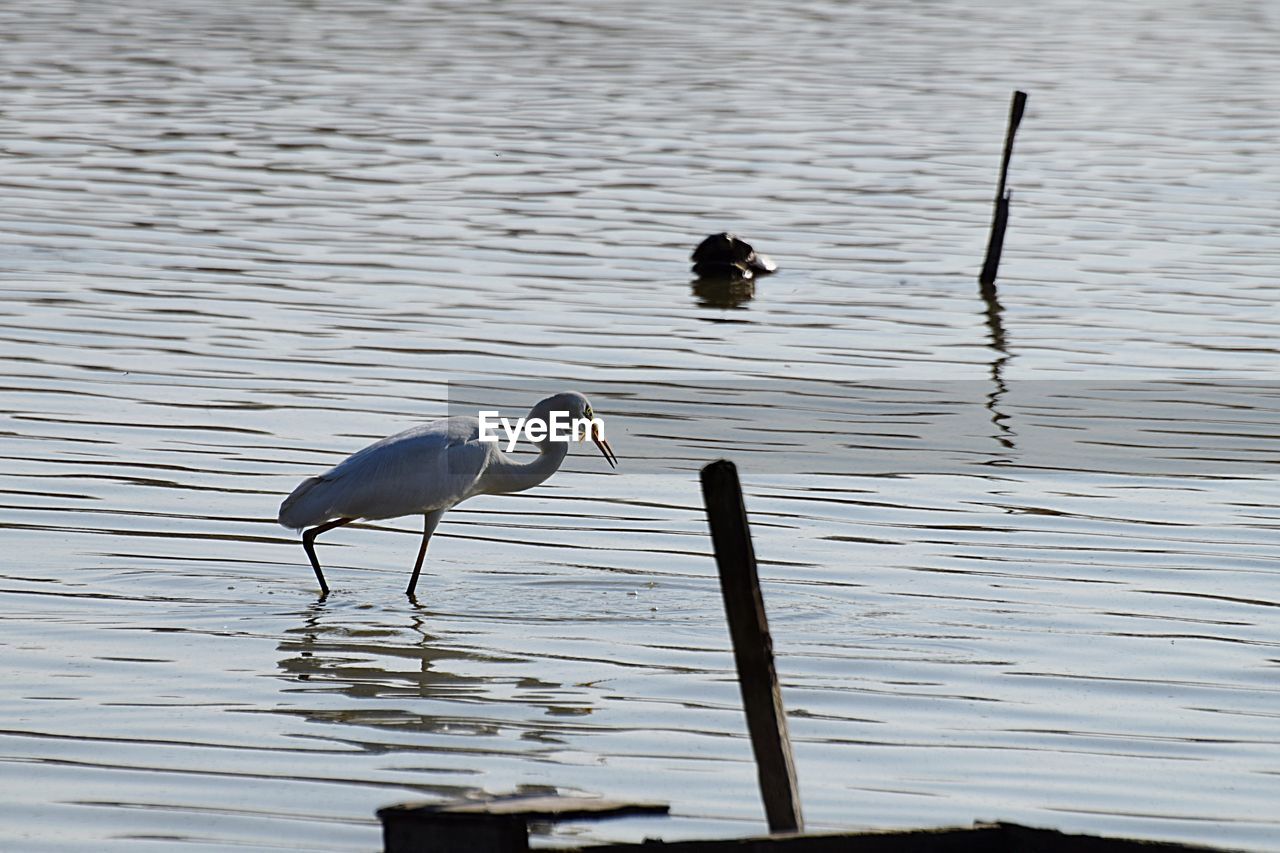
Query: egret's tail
278,476,330,530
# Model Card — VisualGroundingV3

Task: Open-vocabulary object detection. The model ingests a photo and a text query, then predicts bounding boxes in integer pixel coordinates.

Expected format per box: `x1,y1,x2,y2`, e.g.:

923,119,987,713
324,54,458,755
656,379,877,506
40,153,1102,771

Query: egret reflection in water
277,605,598,734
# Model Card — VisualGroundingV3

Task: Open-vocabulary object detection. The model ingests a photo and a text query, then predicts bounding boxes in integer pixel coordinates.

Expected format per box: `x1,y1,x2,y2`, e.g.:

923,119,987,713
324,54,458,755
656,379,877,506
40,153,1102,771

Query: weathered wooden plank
561,821,1224,853
378,795,669,853
381,810,527,853
700,460,804,834
382,795,669,820
565,824,999,853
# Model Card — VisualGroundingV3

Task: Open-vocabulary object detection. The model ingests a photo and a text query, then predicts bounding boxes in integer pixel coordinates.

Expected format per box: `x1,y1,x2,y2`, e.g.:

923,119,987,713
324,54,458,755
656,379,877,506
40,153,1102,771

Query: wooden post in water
979,90,1028,295
700,460,804,835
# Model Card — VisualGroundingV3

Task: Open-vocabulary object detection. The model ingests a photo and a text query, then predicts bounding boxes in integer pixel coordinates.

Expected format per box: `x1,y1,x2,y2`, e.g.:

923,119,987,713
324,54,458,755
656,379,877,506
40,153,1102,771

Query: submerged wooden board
562,822,1227,853
378,792,1226,853
378,795,670,853
380,795,669,821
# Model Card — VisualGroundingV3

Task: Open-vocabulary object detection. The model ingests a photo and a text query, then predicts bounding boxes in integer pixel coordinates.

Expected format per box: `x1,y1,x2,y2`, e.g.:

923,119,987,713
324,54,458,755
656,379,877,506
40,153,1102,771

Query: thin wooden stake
700,460,803,834
979,90,1028,292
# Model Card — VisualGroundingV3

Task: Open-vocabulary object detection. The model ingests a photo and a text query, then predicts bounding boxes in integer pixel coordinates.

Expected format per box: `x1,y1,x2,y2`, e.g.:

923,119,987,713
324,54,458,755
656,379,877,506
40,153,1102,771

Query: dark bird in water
691,232,778,280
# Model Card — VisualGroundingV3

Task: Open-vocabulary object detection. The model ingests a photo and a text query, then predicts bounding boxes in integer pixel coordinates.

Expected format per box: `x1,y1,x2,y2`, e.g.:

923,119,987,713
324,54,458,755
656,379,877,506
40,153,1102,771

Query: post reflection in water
979,275,1016,452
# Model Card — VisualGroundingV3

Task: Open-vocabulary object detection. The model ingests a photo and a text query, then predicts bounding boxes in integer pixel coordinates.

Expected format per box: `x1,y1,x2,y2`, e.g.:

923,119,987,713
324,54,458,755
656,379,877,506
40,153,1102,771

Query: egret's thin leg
406,514,433,598
301,517,353,596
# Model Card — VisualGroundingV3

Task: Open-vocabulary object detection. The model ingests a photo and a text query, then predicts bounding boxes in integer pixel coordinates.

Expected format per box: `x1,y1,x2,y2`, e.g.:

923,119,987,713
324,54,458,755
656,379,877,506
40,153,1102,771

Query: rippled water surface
2,1,1279,850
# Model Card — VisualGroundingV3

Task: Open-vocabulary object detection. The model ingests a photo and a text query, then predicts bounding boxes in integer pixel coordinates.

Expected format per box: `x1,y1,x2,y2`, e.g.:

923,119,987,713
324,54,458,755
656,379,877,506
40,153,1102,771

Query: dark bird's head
690,232,777,280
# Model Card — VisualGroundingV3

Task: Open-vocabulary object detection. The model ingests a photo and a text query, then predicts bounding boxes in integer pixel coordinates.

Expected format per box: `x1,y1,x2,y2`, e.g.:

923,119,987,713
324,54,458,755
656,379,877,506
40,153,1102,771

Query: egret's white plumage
278,391,616,597
279,418,491,529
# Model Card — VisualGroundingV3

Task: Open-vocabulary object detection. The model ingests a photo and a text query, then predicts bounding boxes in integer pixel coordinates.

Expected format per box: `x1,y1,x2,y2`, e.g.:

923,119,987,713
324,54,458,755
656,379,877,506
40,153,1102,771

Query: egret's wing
278,417,489,528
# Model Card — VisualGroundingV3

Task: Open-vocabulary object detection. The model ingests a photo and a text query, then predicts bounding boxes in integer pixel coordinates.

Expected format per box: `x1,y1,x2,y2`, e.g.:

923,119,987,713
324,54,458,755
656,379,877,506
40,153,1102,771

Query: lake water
2,1,1278,850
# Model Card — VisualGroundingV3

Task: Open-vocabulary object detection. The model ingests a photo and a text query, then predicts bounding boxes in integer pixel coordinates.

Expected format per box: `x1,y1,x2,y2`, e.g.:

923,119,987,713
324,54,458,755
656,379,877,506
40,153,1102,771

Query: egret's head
532,391,590,421
529,391,617,468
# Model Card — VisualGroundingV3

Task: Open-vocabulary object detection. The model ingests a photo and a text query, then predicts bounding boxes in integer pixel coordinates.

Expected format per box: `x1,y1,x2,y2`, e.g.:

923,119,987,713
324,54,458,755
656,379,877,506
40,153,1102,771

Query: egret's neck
483,440,570,495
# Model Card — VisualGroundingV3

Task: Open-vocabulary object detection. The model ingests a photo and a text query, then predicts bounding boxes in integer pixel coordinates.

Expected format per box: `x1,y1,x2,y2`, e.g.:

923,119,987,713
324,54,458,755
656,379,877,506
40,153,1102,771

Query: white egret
278,391,617,597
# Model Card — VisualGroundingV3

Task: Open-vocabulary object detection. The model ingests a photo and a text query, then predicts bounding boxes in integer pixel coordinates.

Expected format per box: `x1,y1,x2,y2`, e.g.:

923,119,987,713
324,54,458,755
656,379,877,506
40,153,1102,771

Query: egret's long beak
592,422,617,468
